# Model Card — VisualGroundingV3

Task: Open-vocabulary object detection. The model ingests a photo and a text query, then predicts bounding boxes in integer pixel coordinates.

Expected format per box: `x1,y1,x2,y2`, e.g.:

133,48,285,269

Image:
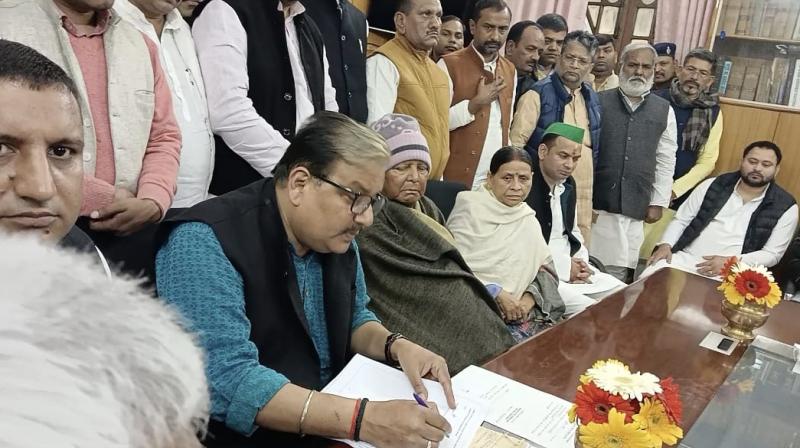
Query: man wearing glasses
641,48,724,260
510,30,602,244
155,111,456,448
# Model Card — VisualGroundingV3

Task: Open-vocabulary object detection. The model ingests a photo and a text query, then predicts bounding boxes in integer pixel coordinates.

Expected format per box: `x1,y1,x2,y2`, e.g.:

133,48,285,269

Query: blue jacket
524,73,602,163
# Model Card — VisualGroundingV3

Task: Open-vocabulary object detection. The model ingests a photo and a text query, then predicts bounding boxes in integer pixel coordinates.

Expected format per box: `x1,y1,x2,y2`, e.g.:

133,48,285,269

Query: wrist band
298,390,315,437
348,398,361,440
353,398,370,441
384,332,406,366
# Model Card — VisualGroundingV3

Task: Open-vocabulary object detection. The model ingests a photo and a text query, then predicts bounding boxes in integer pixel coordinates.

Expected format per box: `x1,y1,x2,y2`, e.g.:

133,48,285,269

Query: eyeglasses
682,65,711,79
314,175,386,216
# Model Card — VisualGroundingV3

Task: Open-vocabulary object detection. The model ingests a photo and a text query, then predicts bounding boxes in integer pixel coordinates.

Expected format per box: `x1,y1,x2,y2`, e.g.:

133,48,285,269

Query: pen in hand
413,393,451,438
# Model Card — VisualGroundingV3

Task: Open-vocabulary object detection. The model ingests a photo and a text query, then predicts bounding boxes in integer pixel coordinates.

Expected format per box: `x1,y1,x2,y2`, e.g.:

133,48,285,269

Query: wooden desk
482,267,800,432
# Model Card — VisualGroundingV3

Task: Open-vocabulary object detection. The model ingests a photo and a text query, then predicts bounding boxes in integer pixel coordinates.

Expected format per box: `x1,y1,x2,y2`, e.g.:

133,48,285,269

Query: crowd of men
0,0,798,446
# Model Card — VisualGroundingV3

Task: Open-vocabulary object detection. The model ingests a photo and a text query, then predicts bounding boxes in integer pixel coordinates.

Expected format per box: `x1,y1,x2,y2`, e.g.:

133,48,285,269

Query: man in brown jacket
366,0,451,179
437,0,515,189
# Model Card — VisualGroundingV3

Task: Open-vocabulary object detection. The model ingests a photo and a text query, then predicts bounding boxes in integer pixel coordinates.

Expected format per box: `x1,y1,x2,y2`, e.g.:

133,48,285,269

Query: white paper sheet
321,354,488,448
452,366,575,448
565,271,625,296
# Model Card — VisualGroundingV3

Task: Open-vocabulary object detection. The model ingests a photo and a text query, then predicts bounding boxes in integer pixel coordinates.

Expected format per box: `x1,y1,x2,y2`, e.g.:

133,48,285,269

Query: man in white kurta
115,0,215,208
644,143,798,279
589,43,678,282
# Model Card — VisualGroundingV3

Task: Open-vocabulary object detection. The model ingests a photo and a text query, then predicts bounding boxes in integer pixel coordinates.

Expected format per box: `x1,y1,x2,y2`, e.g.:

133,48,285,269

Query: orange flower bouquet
568,359,683,448
717,257,780,342
717,257,782,309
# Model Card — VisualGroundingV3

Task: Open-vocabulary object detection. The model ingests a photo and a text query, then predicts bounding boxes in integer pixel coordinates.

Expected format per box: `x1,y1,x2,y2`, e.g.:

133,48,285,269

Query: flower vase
573,427,664,448
720,299,769,344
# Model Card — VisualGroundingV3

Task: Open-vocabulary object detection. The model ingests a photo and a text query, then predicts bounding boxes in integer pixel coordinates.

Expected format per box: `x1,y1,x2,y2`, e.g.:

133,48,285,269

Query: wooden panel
771,111,800,200
714,101,779,175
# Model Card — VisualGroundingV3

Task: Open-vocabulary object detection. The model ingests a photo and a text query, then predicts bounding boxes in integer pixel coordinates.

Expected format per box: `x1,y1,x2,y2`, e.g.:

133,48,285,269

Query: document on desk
452,366,575,448
321,354,488,448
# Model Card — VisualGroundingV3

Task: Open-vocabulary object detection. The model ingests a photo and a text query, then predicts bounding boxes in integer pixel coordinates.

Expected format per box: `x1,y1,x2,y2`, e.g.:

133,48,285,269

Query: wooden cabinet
709,0,800,201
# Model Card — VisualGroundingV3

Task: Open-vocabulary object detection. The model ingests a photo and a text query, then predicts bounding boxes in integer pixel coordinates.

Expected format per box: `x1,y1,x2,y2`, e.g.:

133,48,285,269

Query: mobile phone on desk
717,338,735,351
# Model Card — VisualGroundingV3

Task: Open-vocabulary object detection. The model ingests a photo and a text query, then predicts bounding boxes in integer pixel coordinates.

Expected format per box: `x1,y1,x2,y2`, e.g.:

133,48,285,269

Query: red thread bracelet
348,398,361,439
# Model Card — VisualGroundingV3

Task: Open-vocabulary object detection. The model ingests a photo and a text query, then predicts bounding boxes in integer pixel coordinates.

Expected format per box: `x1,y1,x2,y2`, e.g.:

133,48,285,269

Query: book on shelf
725,57,747,99
739,63,762,101
788,59,800,107
717,58,734,95
750,1,767,37
787,1,800,40
760,1,777,38
736,0,753,36
769,57,790,104
754,63,772,103
722,0,743,34
770,3,788,39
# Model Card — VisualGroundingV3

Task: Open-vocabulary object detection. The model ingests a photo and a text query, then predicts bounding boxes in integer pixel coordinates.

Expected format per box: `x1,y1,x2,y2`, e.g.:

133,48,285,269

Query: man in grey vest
590,42,678,282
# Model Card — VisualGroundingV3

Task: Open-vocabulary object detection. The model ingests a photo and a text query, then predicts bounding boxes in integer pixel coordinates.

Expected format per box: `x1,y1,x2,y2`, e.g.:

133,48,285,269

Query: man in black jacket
0,40,106,271
647,141,798,278
192,0,340,195
526,123,624,314
304,0,369,122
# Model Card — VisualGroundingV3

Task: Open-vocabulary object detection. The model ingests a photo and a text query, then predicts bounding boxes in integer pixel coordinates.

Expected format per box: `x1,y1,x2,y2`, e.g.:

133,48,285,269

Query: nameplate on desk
699,331,739,355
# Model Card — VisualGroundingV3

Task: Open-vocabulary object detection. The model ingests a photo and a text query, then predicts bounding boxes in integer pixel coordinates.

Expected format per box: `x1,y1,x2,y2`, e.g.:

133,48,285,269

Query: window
586,0,658,49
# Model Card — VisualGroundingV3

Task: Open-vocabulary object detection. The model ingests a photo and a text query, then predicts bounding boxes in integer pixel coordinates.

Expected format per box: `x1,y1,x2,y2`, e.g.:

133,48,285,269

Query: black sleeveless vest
157,179,356,448
672,172,796,254
196,0,327,196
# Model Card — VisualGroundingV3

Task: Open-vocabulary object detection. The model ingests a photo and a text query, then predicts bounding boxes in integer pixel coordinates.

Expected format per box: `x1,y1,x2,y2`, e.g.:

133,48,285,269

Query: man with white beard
589,42,678,282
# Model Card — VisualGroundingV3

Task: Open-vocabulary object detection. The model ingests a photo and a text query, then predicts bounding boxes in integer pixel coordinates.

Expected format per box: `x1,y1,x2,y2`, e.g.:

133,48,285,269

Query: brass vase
720,299,769,344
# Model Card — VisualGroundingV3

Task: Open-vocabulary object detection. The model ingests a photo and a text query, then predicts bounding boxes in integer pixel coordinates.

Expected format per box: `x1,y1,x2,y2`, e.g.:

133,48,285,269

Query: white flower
585,359,630,383
590,368,663,401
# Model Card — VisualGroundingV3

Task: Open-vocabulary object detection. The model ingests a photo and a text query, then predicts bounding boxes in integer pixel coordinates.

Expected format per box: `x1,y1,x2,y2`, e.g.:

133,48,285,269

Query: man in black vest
591,43,677,283
646,141,798,278
0,40,107,272
155,112,455,448
526,123,623,314
192,0,339,195
304,0,369,123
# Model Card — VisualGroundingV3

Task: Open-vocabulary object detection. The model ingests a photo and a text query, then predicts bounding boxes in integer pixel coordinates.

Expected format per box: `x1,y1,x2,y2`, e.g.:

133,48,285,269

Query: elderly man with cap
653,42,677,93
357,113,516,372
526,122,624,314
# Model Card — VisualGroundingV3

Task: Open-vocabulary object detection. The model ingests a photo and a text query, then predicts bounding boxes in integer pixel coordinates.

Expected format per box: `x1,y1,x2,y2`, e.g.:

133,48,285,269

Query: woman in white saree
448,147,566,341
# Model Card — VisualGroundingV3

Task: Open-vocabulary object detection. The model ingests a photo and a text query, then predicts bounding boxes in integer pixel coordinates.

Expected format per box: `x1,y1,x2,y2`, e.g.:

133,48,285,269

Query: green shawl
356,197,515,373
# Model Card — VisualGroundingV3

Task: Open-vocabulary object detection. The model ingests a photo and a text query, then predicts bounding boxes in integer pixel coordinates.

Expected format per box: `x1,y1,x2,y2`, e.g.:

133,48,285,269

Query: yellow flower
633,399,684,447
568,404,578,423
578,409,650,448
718,281,745,305
760,282,782,308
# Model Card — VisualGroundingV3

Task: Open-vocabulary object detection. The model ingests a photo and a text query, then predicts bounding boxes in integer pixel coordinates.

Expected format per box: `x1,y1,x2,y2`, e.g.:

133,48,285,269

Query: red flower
720,256,738,278
574,381,636,424
656,377,683,425
734,270,771,298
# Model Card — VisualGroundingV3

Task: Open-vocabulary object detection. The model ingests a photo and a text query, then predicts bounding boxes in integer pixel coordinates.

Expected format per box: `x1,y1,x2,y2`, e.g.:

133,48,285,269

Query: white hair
619,41,657,64
0,236,209,448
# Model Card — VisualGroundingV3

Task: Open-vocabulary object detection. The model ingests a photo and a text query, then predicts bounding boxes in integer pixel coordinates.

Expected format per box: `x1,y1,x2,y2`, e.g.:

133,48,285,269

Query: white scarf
447,184,552,300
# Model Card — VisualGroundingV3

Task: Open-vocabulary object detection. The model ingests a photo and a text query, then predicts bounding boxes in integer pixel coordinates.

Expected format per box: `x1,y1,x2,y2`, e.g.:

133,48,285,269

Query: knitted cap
543,122,584,145
370,114,432,169
654,42,676,57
